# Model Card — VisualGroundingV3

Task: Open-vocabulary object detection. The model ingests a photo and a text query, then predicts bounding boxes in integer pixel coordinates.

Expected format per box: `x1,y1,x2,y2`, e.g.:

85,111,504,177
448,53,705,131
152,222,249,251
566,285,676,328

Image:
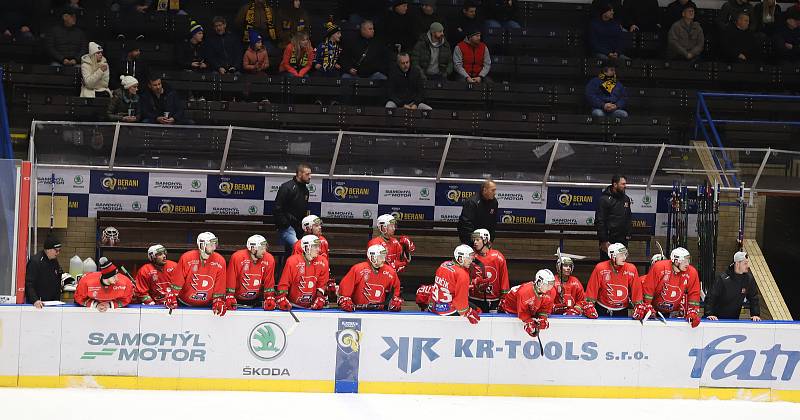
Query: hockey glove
311,294,327,310
686,308,701,328
212,297,227,316
224,294,238,311
388,296,403,312
632,303,654,321
326,279,337,302
563,306,582,316
415,284,433,310
523,320,540,337
276,294,291,311
164,288,178,311
581,301,599,319
262,296,276,311
338,296,354,312
464,307,481,324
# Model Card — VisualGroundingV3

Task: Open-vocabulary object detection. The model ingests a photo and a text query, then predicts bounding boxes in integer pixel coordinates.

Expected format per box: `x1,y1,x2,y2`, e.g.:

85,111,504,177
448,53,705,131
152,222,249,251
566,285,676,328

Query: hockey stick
639,309,652,325
49,173,55,232
655,311,668,324
286,308,300,336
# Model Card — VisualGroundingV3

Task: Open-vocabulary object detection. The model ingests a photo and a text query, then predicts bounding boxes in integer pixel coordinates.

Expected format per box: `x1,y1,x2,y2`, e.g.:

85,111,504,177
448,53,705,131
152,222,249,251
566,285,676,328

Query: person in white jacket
80,41,111,98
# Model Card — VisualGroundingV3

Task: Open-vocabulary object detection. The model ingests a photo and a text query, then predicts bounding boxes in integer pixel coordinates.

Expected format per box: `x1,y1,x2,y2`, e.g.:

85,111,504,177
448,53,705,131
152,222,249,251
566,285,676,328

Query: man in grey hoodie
411,21,453,80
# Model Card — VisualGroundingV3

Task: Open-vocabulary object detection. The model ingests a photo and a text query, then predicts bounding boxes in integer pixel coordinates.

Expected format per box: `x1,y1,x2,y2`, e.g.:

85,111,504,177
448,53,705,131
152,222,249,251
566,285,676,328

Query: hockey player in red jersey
134,244,177,305
367,214,415,274
277,234,330,310
499,269,556,337
227,235,276,311
338,244,403,311
164,232,229,316
584,243,647,319
292,215,329,261
550,256,587,316
639,253,667,289
75,257,134,311
469,228,510,312
644,247,702,327
427,244,481,324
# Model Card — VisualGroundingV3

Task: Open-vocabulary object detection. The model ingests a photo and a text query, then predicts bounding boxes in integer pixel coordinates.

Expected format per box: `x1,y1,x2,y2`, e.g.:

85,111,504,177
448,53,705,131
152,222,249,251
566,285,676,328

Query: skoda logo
248,205,258,215
74,175,84,185
586,217,595,225
191,179,202,189
642,195,652,206
132,201,142,211
531,191,542,201
307,183,316,194
362,209,373,219
419,187,430,198
248,321,287,361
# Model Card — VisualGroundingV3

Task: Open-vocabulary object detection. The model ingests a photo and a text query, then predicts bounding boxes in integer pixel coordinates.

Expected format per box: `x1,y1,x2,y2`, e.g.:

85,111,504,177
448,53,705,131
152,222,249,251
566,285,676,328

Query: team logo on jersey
363,282,385,303
657,283,683,309
605,283,629,304
242,273,262,290
299,276,318,293
190,274,215,292
248,321,287,361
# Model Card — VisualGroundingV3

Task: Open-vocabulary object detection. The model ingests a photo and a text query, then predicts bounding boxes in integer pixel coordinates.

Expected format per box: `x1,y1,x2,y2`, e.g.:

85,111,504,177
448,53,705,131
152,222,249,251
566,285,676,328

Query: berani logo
248,321,287,361
82,332,207,362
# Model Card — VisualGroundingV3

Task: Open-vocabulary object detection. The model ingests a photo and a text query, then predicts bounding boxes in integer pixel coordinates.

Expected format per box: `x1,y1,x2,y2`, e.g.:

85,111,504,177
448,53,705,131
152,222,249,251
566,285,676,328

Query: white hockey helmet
471,228,491,244
607,243,628,261
300,234,321,256
671,247,691,264
650,253,666,265
301,215,322,232
534,269,556,293
453,244,475,267
376,214,397,230
367,244,388,267
197,232,218,253
246,235,268,252
556,256,574,271
147,244,167,261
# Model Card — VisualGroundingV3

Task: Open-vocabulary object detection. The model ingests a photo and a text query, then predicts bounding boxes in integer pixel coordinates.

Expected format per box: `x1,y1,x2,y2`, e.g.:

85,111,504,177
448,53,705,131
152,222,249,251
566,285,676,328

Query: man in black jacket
138,76,192,125
206,16,243,74
340,20,389,80
45,8,87,66
386,53,432,110
706,251,761,321
595,174,631,259
274,163,312,247
457,180,499,245
25,235,64,308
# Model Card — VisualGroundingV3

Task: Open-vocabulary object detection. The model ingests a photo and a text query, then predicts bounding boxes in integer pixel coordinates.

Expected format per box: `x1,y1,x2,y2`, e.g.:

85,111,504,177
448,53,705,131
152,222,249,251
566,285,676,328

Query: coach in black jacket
706,251,761,321
457,180,498,245
25,235,64,308
274,163,312,246
595,174,632,258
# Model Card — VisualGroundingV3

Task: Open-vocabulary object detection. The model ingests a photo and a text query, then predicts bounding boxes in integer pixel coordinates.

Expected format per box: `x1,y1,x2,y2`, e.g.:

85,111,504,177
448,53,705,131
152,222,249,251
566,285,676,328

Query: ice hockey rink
3,388,799,420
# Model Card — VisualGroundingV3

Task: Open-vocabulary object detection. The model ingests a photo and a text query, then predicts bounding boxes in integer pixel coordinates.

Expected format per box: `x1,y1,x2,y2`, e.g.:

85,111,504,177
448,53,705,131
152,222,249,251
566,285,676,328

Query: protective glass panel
114,124,228,170
548,142,662,185
333,133,447,177
441,136,552,181
0,160,19,298
653,145,716,187
754,149,800,192
226,129,338,174
710,147,769,189
33,122,115,166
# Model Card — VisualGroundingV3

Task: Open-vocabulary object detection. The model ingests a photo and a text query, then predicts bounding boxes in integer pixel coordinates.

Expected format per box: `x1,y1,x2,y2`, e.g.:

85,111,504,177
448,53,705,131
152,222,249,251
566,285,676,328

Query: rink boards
1,305,799,402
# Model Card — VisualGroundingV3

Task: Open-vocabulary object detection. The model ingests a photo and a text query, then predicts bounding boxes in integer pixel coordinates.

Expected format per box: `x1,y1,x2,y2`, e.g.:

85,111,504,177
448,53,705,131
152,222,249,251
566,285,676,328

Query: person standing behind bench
274,163,312,247
457,179,498,245
25,235,64,309
705,251,761,321
594,174,631,260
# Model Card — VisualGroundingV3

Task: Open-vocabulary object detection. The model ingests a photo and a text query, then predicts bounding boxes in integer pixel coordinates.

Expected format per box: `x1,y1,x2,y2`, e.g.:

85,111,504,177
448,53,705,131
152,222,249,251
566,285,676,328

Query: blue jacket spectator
205,16,243,74
585,61,628,118
589,5,631,60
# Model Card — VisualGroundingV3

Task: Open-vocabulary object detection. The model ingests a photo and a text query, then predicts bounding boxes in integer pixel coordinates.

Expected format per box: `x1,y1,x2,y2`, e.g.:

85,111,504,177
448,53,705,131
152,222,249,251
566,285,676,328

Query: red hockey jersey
277,253,330,308
429,261,470,315
585,260,642,310
74,271,134,308
227,249,276,302
338,261,400,308
367,236,407,272
171,250,227,307
501,282,554,323
134,261,177,304
644,260,701,314
292,234,330,262
470,249,510,301
548,275,586,314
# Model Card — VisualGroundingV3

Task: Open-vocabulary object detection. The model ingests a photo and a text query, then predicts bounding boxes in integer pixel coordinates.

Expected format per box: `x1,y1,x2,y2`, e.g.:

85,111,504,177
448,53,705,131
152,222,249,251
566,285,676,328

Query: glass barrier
334,132,447,178
547,142,663,185
442,136,552,181
226,128,339,174
0,159,21,299
114,124,229,170
32,121,116,166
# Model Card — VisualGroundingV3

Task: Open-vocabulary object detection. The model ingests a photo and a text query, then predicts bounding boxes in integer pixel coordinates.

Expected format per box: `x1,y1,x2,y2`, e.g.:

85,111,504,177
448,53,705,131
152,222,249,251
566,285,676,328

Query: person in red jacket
367,214,415,274
280,31,314,77
134,244,177,305
292,215,330,261
428,244,481,324
164,232,228,316
277,234,330,310
453,24,492,83
338,244,403,311
469,228,509,312
74,257,134,311
500,269,556,337
550,256,587,316
583,243,646,319
227,234,276,311
644,247,702,327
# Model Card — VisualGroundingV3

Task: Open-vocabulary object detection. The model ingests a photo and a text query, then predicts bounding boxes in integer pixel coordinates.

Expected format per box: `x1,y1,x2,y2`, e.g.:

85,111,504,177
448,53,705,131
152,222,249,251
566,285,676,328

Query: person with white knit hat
107,75,140,122
80,41,111,97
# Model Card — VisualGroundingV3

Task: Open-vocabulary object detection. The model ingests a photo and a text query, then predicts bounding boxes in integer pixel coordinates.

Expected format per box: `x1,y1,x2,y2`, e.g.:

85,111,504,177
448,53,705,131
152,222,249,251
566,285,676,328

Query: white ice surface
3,388,800,420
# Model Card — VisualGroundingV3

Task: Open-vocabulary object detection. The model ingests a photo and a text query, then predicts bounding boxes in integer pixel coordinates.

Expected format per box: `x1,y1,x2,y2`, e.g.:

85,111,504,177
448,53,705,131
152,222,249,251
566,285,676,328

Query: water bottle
69,255,83,278
83,257,97,273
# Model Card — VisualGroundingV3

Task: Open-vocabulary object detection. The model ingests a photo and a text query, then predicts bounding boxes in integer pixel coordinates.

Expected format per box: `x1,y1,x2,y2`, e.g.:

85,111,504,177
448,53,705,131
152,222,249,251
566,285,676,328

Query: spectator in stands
25,235,64,308
589,5,631,60
449,1,484,46
314,22,343,77
277,0,310,48
80,42,112,98
113,0,148,42
274,163,312,247
139,76,192,125
341,20,389,80
385,0,417,53
178,21,209,72
705,251,761,321
716,0,754,32
0,0,34,43
243,29,270,74
236,0,279,53
585,60,628,118
484,0,521,30
621,0,661,32
413,0,442,39
386,52,432,110
45,8,87,66
206,16,243,75
457,179,498,245
720,12,761,62
115,42,149,88
453,25,492,83
664,0,698,28
773,12,800,62
667,4,704,60
752,0,782,36
411,22,453,81
280,31,314,78
107,75,140,122
595,174,631,258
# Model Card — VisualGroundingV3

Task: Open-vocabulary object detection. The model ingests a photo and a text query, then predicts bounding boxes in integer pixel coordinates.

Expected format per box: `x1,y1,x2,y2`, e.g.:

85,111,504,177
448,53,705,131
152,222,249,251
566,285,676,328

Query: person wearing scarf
236,0,277,46
585,60,628,118
278,0,310,48
107,75,140,122
313,22,343,76
280,31,314,77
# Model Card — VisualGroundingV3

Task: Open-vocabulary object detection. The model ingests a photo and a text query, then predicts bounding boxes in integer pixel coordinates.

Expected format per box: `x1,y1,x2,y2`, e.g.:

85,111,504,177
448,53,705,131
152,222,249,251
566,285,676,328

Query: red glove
388,296,403,312
276,294,291,311
399,236,415,261
464,307,481,324
338,296,354,312
311,294,327,310
686,308,701,328
164,287,178,310
326,279,337,301
262,296,276,311
632,303,653,321
563,306,582,316
416,284,433,310
581,301,598,319
224,294,237,311
212,297,227,316
524,321,540,337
